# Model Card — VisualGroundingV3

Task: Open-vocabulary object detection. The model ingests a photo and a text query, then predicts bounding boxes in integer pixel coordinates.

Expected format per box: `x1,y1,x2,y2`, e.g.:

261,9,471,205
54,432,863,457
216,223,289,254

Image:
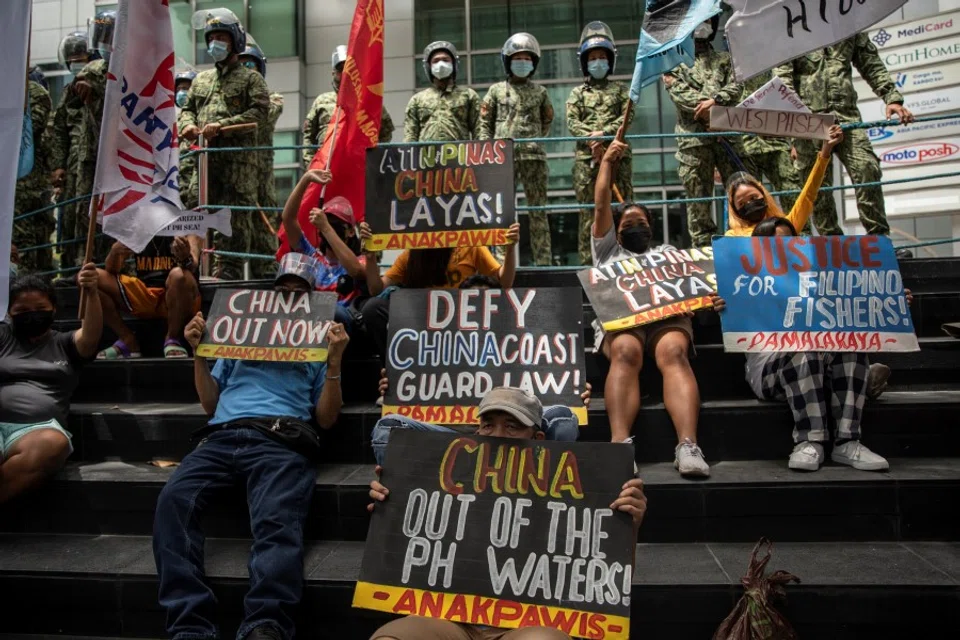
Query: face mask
431,60,454,79
11,310,54,339
587,59,609,79
738,198,768,223
175,90,189,108
511,59,534,78
69,61,86,73
694,23,713,40
620,225,653,254
208,40,230,62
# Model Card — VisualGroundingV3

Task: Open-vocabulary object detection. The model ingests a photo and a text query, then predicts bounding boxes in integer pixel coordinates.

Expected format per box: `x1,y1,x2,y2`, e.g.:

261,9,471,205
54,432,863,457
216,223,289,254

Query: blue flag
629,0,722,102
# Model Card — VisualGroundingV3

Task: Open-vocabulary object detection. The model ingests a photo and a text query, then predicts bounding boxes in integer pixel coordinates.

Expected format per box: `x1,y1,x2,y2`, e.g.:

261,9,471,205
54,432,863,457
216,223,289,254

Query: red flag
277,0,384,259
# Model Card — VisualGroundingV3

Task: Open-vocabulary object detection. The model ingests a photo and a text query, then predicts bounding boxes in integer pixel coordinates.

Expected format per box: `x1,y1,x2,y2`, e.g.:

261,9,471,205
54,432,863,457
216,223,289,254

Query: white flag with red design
92,0,184,253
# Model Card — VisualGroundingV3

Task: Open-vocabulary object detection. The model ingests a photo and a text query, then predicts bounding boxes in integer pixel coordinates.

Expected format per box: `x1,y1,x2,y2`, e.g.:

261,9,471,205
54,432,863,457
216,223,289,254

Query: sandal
163,339,189,359
97,340,142,360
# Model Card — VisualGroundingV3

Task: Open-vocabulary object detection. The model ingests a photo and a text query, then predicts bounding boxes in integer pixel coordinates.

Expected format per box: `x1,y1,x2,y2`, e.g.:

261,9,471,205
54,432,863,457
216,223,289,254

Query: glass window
194,0,246,65
664,191,692,249
471,0,509,51
546,156,574,191
415,0,466,53
626,81,661,151
510,0,579,47
272,131,298,166
167,0,195,63
658,82,678,138
631,152,663,188
916,215,952,238
249,0,298,59
581,1,644,41
273,168,300,208
663,151,681,186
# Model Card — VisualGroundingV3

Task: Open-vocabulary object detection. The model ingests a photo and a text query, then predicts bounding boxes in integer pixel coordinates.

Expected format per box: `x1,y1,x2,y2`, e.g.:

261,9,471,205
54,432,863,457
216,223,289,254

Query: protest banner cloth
710,106,835,141
579,247,716,333
156,208,232,237
196,289,338,362
713,235,919,352
277,0,384,259
364,140,517,251
725,0,907,81
353,430,636,639
383,288,587,425
737,75,810,112
91,0,184,254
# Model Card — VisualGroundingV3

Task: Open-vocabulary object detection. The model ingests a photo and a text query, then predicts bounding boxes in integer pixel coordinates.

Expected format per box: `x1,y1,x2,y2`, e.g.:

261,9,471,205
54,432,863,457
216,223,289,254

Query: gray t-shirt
0,323,87,426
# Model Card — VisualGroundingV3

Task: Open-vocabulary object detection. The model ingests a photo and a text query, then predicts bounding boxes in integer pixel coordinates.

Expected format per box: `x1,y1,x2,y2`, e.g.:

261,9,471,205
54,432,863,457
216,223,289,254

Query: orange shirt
384,246,501,289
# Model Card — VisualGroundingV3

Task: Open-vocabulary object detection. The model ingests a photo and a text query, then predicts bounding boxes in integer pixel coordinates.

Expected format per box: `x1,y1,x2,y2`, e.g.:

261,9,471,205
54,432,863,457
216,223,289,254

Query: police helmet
577,21,617,76
332,45,348,70
28,67,48,90
192,8,247,56
501,33,541,75
422,41,460,80
58,31,91,67
87,10,117,58
241,34,267,77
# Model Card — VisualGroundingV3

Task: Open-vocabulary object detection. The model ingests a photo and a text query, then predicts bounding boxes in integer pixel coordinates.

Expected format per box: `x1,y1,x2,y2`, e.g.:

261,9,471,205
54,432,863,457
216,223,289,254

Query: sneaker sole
831,456,890,471
674,459,711,477
788,458,821,471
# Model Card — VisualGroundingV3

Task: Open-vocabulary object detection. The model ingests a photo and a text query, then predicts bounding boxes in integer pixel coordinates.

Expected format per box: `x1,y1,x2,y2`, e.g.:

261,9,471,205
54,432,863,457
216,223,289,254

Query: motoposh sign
709,106,834,141
196,289,338,361
579,247,716,332
713,236,919,353
877,138,960,168
866,11,960,49
383,288,587,425
353,430,636,639
365,140,517,251
860,85,960,121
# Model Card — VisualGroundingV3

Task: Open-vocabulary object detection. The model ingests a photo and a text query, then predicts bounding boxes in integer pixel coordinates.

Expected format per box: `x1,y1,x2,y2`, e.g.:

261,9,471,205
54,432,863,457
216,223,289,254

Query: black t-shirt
136,238,176,287
0,323,89,426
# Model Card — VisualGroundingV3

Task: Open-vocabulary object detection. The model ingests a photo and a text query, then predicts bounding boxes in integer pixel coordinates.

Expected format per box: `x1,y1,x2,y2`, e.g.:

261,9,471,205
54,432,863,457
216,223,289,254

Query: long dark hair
9,275,56,308
404,248,454,288
752,217,797,237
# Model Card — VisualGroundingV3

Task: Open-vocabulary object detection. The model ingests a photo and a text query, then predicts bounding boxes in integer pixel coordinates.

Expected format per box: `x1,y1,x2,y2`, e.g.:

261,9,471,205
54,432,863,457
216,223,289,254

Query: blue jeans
152,427,317,640
370,406,580,466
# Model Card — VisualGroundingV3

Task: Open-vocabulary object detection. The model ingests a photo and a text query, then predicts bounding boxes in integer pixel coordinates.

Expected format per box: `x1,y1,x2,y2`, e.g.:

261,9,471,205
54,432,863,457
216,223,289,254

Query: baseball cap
275,252,321,289
478,387,543,429
324,196,355,226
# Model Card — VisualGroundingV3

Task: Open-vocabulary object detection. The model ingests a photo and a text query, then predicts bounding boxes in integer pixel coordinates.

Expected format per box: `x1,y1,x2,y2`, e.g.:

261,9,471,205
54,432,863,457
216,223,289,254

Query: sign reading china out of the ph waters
365,140,517,251
713,236,918,353
352,430,636,640
383,288,587,425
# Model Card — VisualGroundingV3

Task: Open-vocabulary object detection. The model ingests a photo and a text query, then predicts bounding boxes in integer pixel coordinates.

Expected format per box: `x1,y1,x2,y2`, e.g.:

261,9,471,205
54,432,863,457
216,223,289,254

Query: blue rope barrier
18,233,104,254
15,193,92,222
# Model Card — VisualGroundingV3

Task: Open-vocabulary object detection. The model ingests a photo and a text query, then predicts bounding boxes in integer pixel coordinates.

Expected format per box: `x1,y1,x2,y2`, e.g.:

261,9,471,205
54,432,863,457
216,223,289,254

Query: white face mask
69,61,87,73
431,60,454,79
694,23,713,40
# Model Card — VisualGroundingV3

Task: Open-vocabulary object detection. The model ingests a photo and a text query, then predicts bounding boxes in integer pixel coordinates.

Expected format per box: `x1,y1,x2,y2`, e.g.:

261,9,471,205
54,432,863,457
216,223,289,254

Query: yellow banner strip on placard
352,582,630,640
195,344,328,362
601,295,714,333
381,405,588,426
366,228,510,251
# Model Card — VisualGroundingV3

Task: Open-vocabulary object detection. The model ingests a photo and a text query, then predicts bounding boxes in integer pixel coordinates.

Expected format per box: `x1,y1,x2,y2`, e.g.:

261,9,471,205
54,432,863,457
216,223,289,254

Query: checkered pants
759,352,869,444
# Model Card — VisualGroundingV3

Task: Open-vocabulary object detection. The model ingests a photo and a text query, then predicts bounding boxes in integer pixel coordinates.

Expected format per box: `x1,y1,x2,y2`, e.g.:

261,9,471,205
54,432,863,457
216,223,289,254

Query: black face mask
620,225,653,254
11,310,54,339
738,198,768,223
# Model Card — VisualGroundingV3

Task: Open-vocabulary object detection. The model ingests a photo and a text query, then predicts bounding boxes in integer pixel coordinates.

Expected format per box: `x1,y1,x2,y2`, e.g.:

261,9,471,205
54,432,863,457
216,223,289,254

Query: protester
153,253,348,640
94,235,202,359
357,222,520,361
179,8,270,280
239,34,284,218
302,45,394,169
14,75,55,273
174,67,199,210
708,218,911,472
592,140,709,477
567,21,635,265
404,41,481,142
0,263,101,503
479,33,554,266
663,16,756,248
367,386,645,640
774,35,914,246
725,125,843,237
280,170,368,334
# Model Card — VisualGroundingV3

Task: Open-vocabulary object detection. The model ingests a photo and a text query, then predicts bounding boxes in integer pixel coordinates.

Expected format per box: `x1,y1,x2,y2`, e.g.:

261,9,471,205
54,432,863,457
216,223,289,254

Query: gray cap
478,387,543,429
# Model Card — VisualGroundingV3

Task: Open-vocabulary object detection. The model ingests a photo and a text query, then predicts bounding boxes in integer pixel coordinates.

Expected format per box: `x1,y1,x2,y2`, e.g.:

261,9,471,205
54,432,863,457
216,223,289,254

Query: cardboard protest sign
725,0,907,81
353,430,636,639
384,288,587,425
579,247,716,333
155,208,232,237
196,289,338,361
737,76,810,112
365,140,516,251
710,106,835,141
714,236,919,352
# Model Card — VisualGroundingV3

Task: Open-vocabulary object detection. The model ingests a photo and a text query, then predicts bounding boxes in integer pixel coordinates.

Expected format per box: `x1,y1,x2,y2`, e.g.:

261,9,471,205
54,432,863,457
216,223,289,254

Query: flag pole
318,105,344,206
77,196,98,319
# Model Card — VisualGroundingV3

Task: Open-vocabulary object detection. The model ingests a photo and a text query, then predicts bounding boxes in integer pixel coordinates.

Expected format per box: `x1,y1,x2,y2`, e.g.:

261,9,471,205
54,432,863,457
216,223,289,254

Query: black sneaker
245,625,284,640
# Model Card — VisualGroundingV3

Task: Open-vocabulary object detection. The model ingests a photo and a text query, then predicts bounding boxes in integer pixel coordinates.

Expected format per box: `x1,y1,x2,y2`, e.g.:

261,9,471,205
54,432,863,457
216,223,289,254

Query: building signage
877,138,960,168
867,116,960,146
867,11,960,49
875,35,960,71
854,60,960,97
859,85,960,122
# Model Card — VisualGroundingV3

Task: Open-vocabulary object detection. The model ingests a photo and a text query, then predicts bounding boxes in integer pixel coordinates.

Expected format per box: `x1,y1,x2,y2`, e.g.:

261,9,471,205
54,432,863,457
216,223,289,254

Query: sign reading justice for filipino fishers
365,140,517,251
353,430,636,639
384,288,587,425
579,247,717,332
197,289,338,361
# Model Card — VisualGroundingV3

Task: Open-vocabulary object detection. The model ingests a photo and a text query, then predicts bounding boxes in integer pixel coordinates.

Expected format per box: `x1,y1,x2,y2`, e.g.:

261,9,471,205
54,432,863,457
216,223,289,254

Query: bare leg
602,332,645,442
164,267,200,340
96,268,140,352
0,429,71,504
650,329,699,443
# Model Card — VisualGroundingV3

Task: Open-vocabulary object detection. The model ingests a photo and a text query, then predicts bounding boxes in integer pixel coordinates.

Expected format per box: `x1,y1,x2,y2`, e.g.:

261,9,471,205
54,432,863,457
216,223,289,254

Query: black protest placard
365,140,516,251
196,288,338,362
383,288,587,425
353,430,636,639
580,247,716,332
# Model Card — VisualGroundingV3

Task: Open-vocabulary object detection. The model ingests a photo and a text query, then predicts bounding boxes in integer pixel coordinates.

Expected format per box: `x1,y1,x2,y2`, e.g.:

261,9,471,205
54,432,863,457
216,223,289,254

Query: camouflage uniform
301,91,394,168
665,47,756,247
479,80,554,265
739,71,802,218
774,34,902,236
403,84,481,142
256,92,283,234
566,78,634,264
179,60,270,280
73,59,112,263
178,108,198,210
47,82,86,269
14,81,54,273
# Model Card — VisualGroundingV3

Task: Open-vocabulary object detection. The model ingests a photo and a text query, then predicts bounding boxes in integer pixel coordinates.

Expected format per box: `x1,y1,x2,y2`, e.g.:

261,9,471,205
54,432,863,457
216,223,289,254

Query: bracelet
326,374,341,381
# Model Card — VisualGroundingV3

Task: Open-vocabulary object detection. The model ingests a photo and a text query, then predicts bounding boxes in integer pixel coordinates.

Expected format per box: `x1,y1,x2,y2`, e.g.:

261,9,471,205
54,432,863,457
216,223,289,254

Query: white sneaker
674,439,710,477
832,441,889,471
788,442,824,471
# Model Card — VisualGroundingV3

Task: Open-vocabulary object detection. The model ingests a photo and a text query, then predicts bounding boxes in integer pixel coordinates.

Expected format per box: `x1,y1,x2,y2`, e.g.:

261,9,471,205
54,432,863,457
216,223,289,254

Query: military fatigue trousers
677,144,752,247
516,158,551,266
61,160,111,268
179,151,198,211
795,127,889,236
208,163,277,281
748,150,802,216
14,190,55,273
574,155,633,265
